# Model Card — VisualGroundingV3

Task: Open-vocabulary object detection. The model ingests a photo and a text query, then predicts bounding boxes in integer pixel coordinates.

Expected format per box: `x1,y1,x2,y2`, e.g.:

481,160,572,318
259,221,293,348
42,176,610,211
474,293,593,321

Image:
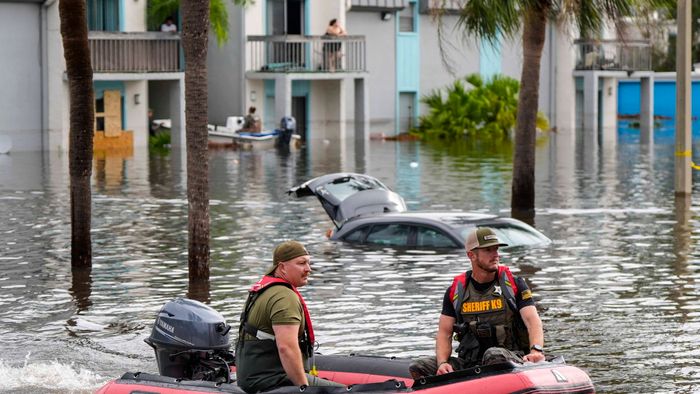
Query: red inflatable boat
96,298,595,393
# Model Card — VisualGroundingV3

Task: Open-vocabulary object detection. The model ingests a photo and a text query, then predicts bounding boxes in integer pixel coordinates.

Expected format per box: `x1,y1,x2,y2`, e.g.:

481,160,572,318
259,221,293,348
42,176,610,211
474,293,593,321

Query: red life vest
249,275,315,345
448,265,518,312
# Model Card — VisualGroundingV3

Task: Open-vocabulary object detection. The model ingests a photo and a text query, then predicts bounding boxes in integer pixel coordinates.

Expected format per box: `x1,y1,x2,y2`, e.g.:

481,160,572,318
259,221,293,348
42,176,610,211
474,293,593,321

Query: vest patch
521,289,532,301
461,298,504,313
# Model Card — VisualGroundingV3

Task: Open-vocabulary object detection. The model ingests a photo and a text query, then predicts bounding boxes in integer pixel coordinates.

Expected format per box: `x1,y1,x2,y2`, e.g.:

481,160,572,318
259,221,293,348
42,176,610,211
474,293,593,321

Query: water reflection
70,266,93,313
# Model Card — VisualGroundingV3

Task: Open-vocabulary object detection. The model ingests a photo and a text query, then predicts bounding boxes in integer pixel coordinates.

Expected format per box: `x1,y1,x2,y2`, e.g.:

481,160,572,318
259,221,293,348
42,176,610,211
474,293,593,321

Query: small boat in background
209,116,301,150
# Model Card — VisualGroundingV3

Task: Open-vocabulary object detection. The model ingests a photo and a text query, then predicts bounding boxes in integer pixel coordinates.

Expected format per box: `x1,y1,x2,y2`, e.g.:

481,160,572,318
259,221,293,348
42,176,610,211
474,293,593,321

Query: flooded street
1,129,700,393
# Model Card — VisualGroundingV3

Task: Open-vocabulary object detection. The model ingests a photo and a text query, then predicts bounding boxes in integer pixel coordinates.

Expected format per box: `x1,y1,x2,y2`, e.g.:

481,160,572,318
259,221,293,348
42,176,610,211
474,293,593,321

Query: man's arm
272,324,309,386
519,305,545,362
435,314,455,375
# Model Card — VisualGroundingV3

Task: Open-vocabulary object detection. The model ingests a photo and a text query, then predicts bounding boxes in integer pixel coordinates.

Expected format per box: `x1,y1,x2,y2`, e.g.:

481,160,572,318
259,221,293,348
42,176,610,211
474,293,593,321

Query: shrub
413,73,549,140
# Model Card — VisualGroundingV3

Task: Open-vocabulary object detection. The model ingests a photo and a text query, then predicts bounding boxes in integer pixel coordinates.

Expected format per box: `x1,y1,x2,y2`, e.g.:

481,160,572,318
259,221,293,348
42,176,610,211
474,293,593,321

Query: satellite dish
0,135,11,154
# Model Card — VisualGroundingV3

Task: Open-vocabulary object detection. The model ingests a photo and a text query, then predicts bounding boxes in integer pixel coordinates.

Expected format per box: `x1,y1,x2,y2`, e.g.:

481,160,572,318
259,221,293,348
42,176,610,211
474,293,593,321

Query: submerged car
287,173,551,250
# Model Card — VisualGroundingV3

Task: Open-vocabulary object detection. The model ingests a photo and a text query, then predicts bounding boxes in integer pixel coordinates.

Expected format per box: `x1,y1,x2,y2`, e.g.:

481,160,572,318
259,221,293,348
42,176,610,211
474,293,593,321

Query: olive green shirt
243,285,304,341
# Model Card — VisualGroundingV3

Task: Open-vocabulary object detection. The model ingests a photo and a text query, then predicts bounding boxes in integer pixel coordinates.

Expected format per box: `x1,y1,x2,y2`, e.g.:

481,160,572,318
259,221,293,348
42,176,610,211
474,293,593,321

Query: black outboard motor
277,116,297,147
145,298,234,383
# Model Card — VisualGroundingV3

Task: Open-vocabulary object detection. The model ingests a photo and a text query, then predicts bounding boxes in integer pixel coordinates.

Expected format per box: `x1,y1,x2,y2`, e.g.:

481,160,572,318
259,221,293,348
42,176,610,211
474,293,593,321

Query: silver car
288,173,551,250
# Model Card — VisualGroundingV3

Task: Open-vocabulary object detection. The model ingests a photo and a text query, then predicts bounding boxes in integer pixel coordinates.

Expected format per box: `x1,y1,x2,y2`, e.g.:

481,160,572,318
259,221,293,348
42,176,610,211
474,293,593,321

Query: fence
246,35,366,73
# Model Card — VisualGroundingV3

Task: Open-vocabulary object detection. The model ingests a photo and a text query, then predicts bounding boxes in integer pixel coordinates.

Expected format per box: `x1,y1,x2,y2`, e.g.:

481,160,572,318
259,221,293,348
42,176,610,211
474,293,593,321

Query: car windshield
458,224,549,247
323,177,388,202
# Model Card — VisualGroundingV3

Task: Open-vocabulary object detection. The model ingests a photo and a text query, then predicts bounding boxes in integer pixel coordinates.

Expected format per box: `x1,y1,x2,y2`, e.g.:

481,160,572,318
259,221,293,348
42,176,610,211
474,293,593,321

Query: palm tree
59,0,94,267
179,0,251,286
436,0,670,222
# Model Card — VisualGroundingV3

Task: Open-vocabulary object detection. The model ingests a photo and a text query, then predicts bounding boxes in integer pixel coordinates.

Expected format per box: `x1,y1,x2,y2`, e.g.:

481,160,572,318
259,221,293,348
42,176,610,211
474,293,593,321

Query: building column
640,75,654,145
582,72,599,159
354,77,369,172
600,77,617,147
274,75,292,124
169,76,186,149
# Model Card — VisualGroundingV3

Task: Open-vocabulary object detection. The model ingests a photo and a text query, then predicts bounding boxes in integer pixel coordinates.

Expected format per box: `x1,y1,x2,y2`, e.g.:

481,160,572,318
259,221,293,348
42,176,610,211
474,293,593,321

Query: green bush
413,73,549,140
149,130,171,155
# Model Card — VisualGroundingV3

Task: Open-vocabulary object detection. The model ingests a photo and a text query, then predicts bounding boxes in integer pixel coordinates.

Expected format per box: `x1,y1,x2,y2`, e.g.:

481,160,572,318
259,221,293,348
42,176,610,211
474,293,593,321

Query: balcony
574,39,651,72
246,35,366,74
88,31,182,73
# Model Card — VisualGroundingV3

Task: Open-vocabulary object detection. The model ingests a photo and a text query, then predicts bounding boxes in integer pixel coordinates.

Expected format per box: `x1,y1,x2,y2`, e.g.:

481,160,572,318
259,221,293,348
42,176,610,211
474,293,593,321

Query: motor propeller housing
145,298,233,383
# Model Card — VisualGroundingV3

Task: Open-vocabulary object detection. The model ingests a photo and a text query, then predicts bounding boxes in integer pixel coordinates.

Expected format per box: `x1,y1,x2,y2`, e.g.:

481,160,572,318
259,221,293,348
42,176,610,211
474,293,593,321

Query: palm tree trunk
59,0,94,267
511,6,547,224
182,0,211,282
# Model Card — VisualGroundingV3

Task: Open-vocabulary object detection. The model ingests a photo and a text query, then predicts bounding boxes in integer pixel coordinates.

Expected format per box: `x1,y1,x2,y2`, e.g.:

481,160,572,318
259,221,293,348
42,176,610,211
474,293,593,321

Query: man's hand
436,361,454,375
522,351,545,363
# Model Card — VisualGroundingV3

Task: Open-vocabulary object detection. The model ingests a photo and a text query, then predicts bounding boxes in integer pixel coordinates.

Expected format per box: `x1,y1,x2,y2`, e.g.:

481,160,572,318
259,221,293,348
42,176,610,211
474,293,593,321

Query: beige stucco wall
123,0,146,32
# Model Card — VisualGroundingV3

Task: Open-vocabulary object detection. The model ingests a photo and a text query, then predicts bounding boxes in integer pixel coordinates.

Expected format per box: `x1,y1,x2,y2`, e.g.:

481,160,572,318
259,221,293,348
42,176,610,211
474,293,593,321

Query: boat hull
97,354,594,394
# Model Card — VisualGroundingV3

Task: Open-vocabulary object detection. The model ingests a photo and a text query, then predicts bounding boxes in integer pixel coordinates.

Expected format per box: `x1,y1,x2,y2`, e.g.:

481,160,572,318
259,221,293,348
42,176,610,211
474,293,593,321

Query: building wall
0,3,42,151
123,0,146,32
309,0,343,35
346,10,397,134
310,80,342,140
208,4,246,124
125,80,148,147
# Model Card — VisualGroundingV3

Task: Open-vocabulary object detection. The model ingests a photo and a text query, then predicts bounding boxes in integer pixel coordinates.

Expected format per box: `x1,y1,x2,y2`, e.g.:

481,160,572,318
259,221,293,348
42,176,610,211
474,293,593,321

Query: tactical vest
448,266,530,360
235,276,314,393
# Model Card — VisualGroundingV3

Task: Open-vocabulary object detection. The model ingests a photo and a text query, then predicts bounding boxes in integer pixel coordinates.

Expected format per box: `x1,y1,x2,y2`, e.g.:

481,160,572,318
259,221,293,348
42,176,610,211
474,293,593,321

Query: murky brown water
1,129,699,393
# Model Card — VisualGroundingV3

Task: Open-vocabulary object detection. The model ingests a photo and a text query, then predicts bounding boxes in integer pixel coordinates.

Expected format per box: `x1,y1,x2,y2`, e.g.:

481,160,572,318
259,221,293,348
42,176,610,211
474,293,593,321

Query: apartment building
0,0,185,152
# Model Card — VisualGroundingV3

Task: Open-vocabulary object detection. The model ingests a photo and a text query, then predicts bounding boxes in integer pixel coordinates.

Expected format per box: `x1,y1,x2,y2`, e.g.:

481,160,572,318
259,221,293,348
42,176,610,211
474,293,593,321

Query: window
415,227,457,248
365,224,411,246
491,226,549,247
399,2,415,33
87,0,120,31
458,225,548,248
343,226,369,243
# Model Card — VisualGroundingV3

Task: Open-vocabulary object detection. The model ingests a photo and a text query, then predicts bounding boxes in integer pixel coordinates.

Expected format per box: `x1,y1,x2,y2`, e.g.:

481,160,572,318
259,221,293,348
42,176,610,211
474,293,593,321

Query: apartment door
267,0,306,68
398,92,416,134
292,96,307,141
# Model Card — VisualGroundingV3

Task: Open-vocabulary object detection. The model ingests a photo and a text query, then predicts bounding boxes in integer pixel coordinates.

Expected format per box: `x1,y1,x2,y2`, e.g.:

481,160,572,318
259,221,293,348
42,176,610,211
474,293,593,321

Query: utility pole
675,0,692,195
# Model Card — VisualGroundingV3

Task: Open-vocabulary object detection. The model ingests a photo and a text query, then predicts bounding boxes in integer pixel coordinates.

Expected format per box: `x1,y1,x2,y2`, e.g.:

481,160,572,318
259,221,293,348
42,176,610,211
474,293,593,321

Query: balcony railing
574,39,651,72
246,35,366,73
88,31,181,73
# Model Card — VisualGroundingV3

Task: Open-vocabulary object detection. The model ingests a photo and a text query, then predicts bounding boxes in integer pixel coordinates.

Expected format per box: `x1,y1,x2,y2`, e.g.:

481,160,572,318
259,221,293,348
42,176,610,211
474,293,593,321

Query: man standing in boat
409,228,545,378
235,241,343,393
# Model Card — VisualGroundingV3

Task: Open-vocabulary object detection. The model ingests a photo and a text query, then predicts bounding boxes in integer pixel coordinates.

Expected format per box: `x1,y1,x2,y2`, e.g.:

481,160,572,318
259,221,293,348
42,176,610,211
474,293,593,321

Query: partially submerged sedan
288,173,551,250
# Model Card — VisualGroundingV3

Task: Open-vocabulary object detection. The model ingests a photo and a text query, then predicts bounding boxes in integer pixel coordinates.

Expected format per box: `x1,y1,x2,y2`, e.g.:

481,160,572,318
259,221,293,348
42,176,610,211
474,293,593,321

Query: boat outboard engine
145,298,234,383
277,116,297,147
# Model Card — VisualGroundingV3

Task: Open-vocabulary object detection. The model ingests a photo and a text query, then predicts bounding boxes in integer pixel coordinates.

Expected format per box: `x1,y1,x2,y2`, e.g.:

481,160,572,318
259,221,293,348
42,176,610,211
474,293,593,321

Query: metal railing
574,39,651,71
246,35,366,73
88,31,181,72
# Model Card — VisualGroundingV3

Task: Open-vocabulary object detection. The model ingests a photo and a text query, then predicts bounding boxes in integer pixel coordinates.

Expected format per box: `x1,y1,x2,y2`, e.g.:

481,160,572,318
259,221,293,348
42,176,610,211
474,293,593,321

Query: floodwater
1,127,700,393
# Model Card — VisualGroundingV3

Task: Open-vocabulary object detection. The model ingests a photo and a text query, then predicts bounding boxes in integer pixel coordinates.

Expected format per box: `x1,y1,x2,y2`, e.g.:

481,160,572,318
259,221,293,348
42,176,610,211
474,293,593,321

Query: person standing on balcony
323,19,346,71
160,17,177,33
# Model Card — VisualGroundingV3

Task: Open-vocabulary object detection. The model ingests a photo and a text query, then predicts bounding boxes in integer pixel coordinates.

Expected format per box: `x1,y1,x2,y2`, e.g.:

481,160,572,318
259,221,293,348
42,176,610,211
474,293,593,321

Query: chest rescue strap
448,265,519,316
238,275,315,357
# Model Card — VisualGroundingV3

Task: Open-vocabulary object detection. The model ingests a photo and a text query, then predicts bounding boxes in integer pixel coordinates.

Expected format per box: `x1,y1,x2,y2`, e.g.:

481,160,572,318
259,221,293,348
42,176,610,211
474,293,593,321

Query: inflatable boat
96,298,595,394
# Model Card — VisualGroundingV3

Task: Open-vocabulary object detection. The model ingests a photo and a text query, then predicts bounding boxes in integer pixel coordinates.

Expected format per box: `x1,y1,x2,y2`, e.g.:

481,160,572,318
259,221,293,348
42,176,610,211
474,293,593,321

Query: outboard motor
145,298,234,383
277,116,297,147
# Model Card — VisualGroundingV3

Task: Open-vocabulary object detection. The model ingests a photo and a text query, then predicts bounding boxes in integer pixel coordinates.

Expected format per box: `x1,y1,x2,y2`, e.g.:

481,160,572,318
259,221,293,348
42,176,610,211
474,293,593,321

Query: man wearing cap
409,228,545,378
235,241,343,393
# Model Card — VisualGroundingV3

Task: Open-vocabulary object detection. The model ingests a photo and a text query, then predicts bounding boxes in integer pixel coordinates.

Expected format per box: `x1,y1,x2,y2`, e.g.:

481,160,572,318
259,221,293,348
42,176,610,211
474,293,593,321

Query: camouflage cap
465,228,508,251
266,240,310,275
